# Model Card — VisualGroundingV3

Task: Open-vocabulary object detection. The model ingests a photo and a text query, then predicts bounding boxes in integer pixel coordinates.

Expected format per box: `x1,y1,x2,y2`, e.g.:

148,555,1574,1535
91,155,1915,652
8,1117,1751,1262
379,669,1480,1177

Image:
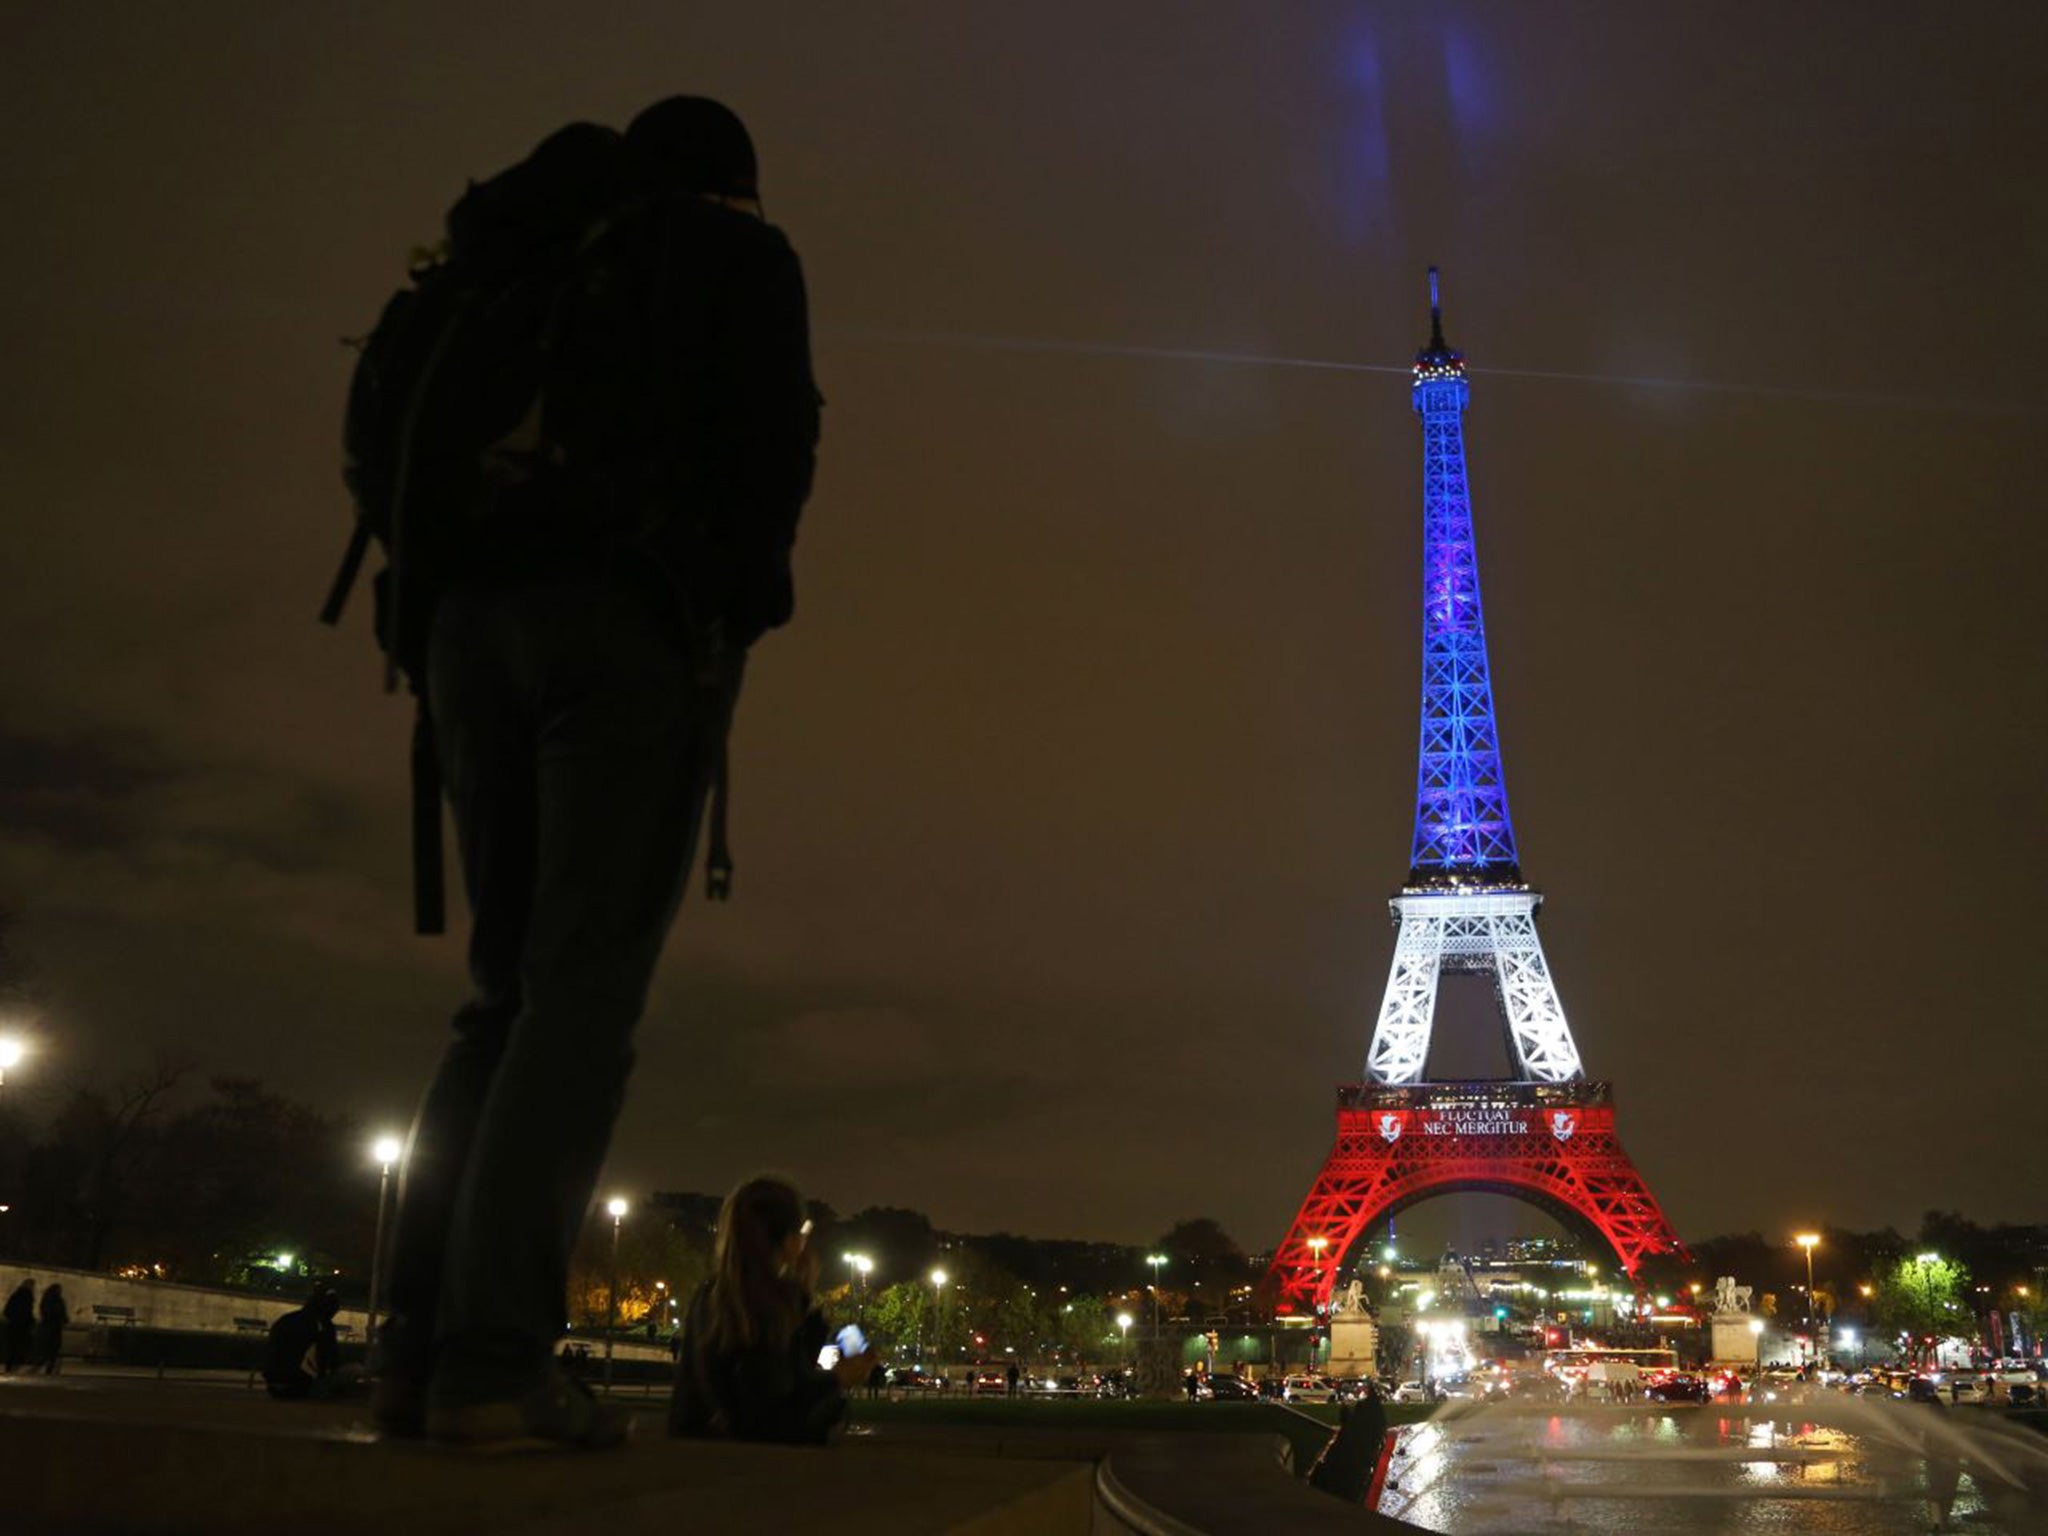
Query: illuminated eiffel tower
1266,272,1685,1315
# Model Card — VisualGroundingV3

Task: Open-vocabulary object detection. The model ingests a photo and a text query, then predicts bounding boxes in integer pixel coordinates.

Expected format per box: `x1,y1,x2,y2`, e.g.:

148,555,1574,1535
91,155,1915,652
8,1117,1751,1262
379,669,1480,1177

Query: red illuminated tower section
1266,273,1685,1316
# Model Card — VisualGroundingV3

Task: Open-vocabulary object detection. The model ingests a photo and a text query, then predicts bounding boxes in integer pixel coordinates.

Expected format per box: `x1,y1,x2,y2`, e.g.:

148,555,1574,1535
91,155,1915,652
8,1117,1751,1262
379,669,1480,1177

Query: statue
1713,1276,1752,1315
1331,1278,1369,1318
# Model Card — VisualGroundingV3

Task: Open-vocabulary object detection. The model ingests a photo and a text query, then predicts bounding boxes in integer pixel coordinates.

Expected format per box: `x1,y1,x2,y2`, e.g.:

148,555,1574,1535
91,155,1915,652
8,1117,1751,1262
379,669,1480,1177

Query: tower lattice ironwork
1266,272,1684,1316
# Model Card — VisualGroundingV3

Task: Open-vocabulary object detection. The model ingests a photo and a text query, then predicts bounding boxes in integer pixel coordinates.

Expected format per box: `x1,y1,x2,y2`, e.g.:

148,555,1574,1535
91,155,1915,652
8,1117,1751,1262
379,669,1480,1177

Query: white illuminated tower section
1363,271,1583,1085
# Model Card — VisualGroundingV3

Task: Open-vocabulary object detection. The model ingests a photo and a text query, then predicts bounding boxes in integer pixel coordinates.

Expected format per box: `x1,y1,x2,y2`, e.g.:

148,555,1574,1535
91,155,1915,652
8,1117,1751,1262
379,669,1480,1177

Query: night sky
3,4,2043,1261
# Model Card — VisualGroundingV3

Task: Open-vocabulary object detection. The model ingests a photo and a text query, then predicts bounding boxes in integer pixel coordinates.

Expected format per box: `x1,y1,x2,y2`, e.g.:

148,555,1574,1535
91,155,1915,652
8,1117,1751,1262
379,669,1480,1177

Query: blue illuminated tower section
1408,269,1521,886
1363,270,1583,1085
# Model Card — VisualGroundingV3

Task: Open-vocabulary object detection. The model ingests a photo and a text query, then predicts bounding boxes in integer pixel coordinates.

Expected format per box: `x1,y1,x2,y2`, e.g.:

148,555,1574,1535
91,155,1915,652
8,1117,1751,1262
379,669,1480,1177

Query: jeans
382,563,729,1402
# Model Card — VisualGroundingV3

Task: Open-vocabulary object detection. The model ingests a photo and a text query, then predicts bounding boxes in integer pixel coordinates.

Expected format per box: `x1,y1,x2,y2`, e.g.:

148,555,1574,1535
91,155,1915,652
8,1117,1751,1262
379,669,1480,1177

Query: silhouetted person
866,1359,886,1400
265,1290,342,1399
1184,1367,1201,1402
1007,1360,1021,1398
669,1177,870,1444
34,1284,68,1375
369,97,819,1453
3,1279,33,1372
1308,1388,1390,1503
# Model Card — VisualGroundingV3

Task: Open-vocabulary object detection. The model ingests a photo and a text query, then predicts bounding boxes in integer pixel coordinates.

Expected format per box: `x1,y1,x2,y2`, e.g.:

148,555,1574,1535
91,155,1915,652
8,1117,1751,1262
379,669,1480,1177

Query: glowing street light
928,1268,949,1363
0,1035,24,1089
1307,1235,1330,1298
603,1196,629,1390
1795,1232,1821,1363
843,1252,874,1322
1145,1253,1167,1339
365,1133,404,1348
1116,1311,1133,1372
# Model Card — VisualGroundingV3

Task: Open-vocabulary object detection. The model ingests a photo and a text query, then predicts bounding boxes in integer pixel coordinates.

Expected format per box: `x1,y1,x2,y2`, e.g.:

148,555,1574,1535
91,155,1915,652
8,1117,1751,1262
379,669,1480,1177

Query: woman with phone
669,1175,872,1443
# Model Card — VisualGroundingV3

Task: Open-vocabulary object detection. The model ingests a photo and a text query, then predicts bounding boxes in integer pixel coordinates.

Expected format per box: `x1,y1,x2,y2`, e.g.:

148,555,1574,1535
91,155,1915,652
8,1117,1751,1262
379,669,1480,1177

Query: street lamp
1307,1235,1329,1293
366,1134,403,1348
1748,1316,1766,1391
1795,1233,1821,1365
603,1196,629,1391
930,1268,949,1366
843,1252,873,1323
1145,1254,1167,1340
0,1034,23,1089
1116,1311,1133,1377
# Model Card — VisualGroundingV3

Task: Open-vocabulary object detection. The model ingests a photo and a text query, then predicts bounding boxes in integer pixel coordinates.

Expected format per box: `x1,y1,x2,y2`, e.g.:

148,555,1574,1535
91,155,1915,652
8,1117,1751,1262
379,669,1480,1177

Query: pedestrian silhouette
34,1283,68,1375
264,1289,342,1399
341,96,819,1454
3,1279,33,1372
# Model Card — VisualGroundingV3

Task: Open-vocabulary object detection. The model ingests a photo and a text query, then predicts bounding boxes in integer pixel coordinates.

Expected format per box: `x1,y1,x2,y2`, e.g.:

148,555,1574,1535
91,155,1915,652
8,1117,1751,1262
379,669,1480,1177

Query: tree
867,1280,931,1360
1870,1253,1972,1361
1055,1294,1114,1368
568,1207,711,1332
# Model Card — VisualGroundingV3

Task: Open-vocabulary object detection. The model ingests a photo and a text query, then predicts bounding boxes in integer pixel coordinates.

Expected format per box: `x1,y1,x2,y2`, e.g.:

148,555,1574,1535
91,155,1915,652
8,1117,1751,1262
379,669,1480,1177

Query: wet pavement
1376,1398,2048,1533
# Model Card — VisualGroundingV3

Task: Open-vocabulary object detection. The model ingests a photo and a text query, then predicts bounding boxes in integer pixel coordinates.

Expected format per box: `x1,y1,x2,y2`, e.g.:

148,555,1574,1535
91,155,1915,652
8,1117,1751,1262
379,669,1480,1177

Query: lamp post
1795,1233,1821,1367
1913,1252,1941,1370
1748,1316,1766,1392
1116,1312,1133,1385
930,1268,949,1369
604,1196,628,1391
843,1252,873,1323
1145,1254,1167,1341
0,1034,23,1091
366,1134,403,1349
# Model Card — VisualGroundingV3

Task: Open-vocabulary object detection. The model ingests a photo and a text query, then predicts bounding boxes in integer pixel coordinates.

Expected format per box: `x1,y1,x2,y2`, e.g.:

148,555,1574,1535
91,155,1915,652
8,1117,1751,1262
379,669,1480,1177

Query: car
1392,1380,1431,1404
1204,1374,1259,1401
1645,1373,1708,1403
887,1366,942,1392
968,1367,1009,1395
1281,1374,1337,1404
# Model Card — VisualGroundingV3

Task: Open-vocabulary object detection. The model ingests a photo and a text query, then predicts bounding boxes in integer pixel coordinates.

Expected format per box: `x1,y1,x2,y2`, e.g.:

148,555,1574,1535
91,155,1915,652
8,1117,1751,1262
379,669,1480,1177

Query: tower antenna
1427,266,1447,352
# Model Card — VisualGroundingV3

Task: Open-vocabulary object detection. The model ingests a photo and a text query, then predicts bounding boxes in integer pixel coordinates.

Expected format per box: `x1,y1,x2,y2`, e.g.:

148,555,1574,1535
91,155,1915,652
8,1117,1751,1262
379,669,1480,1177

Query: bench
91,1305,138,1326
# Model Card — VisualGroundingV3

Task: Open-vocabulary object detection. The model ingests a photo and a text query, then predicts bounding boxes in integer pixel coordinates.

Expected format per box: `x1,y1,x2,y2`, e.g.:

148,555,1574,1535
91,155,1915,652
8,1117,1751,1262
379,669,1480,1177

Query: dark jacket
550,193,819,648
36,1288,67,1339
263,1303,338,1393
669,1280,845,1444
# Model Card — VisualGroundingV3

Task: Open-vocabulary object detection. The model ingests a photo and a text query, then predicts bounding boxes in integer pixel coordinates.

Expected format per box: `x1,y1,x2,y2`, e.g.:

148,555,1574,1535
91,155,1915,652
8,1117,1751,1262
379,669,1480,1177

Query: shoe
427,1366,633,1453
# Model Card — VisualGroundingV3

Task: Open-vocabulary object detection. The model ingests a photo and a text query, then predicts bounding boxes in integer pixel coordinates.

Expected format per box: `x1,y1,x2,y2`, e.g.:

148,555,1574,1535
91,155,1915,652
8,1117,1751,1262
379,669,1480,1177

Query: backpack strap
705,739,732,901
318,520,373,626
410,701,446,935
699,645,746,903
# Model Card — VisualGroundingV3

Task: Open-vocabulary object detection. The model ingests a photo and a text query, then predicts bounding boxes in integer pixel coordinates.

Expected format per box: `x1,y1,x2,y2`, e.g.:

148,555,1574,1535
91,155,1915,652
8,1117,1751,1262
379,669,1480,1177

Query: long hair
704,1175,814,1352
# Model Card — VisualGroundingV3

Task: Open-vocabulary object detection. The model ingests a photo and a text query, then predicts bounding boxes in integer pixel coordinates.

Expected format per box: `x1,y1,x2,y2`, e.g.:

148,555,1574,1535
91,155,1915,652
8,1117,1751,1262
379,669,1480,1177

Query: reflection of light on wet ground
1373,1399,2048,1534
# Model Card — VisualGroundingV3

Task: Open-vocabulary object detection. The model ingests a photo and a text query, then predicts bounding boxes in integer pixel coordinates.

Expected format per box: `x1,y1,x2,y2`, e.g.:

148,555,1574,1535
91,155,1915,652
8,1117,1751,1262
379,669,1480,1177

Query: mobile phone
836,1324,869,1358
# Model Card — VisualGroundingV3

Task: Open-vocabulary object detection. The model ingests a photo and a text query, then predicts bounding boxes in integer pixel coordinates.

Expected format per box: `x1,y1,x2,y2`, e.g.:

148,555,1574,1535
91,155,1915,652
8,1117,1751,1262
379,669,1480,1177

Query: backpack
322,125,736,933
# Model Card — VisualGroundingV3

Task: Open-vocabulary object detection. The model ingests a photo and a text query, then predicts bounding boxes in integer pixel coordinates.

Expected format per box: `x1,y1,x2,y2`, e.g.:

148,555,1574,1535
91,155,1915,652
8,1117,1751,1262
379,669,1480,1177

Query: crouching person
265,1289,344,1399
670,1177,873,1443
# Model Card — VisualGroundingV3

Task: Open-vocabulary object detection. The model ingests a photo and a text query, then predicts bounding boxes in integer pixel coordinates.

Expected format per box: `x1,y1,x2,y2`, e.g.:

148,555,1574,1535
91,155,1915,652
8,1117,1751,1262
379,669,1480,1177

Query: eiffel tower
1266,271,1685,1316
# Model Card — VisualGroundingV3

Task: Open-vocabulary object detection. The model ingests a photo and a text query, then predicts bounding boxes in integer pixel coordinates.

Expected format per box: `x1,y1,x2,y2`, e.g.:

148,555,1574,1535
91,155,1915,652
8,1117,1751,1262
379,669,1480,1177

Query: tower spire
1406,267,1518,887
